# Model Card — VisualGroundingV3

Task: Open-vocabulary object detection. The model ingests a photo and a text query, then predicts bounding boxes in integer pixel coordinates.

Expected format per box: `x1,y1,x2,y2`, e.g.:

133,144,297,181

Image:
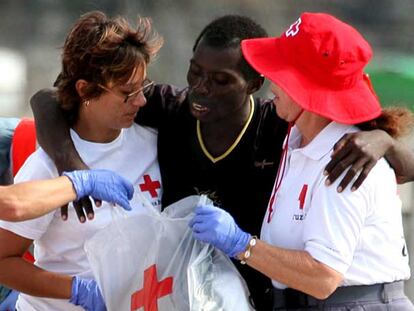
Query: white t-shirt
261,122,410,289
0,124,162,311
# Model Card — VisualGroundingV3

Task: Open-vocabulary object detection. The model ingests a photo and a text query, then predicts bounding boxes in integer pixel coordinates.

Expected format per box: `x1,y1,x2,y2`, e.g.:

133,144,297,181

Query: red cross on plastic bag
130,264,173,311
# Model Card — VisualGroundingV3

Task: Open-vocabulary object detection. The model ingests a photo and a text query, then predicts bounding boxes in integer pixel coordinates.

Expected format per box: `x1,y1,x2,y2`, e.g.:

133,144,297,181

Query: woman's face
88,66,148,130
270,82,302,122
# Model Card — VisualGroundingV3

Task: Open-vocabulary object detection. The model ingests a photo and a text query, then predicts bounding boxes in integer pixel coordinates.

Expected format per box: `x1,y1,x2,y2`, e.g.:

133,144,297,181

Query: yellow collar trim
197,95,255,163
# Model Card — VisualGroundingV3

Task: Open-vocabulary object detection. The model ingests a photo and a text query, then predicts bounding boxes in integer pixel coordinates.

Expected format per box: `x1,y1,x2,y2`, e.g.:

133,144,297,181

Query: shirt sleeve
0,148,58,240
0,118,19,178
136,83,188,128
303,166,374,274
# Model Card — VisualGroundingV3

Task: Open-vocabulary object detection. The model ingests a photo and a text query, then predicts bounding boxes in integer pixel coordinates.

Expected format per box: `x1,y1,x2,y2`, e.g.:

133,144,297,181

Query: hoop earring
83,100,90,107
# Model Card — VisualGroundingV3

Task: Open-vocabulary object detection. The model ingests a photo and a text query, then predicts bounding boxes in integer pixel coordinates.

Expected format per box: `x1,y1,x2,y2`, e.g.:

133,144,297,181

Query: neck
74,108,121,143
199,95,253,157
201,95,251,135
295,112,331,147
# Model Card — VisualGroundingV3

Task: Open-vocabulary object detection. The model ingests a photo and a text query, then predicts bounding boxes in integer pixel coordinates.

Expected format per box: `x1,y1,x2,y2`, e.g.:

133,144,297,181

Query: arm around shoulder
30,88,87,173
385,138,414,183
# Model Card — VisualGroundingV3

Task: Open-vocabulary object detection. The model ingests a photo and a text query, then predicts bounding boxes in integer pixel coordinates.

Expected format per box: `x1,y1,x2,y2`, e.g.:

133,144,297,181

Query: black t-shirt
138,84,288,310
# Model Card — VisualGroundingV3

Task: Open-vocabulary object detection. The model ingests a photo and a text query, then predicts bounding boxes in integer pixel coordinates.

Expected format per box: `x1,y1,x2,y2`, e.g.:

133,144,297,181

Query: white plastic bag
85,195,254,311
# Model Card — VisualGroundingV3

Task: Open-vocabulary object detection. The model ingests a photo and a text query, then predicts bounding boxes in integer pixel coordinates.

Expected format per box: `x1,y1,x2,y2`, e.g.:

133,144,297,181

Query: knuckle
348,168,359,175
337,162,347,170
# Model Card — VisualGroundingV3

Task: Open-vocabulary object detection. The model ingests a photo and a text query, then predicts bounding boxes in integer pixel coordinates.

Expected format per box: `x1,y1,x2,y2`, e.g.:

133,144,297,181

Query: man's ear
75,79,89,99
247,75,265,95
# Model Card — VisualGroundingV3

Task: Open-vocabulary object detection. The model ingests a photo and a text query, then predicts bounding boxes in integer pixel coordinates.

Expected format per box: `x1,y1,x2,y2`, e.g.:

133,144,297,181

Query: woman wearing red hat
190,12,414,310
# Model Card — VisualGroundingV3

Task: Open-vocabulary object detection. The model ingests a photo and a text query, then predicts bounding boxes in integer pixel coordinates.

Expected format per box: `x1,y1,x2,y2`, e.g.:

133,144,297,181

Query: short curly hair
192,15,268,81
55,11,163,124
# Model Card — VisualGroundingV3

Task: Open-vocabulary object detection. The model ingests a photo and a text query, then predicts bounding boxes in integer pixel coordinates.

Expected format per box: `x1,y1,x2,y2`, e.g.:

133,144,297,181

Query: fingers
80,197,95,220
189,211,210,229
192,230,210,243
190,205,217,228
121,179,134,200
116,197,132,211
93,198,102,208
350,161,376,191
188,214,199,228
325,145,352,180
61,204,69,221
336,157,369,192
195,204,218,215
325,148,359,186
73,200,87,223
191,221,211,233
335,164,360,192
331,134,350,154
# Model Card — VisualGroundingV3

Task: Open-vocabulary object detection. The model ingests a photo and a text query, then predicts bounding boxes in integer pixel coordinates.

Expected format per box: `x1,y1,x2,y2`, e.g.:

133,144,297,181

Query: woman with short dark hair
0,11,163,311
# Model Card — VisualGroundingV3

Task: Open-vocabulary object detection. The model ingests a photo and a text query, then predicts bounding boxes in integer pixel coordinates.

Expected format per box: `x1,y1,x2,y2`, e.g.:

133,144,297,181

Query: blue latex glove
69,276,106,311
0,289,18,311
63,169,134,211
189,204,251,257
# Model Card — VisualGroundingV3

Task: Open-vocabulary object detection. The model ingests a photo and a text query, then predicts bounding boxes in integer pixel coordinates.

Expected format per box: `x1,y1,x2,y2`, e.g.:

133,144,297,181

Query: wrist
229,231,251,258
237,235,258,264
380,130,395,158
62,171,86,200
69,276,79,304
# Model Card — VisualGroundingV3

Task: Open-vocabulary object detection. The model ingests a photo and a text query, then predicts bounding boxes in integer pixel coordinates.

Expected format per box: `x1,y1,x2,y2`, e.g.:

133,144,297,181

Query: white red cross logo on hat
139,174,161,198
285,17,301,37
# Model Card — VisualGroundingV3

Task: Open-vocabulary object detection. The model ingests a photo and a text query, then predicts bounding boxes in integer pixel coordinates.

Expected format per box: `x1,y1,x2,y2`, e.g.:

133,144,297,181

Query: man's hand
324,130,393,192
63,169,134,222
189,204,251,258
70,276,106,311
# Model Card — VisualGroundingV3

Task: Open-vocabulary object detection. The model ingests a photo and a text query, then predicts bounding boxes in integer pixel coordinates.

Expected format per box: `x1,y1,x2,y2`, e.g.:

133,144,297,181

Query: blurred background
1,0,414,299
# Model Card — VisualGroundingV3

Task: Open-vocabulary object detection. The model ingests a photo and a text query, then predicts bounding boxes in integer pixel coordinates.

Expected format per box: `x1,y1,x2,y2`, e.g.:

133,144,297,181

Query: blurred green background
369,54,414,110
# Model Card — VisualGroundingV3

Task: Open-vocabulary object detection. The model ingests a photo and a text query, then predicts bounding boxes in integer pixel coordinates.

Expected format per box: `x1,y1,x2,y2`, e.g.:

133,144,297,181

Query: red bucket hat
241,12,381,124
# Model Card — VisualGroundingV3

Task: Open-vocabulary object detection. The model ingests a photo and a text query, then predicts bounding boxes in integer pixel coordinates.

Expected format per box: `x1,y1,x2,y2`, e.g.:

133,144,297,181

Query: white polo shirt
261,122,410,289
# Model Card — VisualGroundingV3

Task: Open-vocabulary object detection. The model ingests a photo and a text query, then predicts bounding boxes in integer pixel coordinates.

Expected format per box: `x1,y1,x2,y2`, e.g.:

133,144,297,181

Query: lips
192,102,209,112
125,111,138,118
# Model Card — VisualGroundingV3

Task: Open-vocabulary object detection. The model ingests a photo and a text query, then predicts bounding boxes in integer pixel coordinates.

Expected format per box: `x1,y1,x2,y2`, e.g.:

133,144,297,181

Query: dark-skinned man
30,15,414,310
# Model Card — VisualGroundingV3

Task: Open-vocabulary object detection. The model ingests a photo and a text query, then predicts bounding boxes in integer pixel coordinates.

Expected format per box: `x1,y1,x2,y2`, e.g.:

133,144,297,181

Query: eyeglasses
98,79,154,103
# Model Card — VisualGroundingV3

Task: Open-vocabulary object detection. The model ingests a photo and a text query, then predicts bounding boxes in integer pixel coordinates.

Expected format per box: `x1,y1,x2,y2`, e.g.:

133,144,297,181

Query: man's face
187,38,251,123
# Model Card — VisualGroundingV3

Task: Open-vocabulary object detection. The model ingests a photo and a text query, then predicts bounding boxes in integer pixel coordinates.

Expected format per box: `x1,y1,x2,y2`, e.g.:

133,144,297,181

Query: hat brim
242,37,381,124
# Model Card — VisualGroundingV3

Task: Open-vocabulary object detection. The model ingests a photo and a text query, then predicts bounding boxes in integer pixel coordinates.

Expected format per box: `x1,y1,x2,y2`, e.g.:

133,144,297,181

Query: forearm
241,240,342,299
0,177,76,221
0,257,72,298
30,89,87,173
386,140,414,183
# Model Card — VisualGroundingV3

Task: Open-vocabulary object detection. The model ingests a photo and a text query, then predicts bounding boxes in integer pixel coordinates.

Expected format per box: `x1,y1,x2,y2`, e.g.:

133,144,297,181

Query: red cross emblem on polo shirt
130,264,173,311
139,175,161,198
298,184,308,210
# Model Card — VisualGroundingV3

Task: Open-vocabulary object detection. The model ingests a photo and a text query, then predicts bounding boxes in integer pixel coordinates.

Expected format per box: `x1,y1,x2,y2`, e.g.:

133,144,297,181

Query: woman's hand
70,276,106,311
189,204,250,257
63,169,134,218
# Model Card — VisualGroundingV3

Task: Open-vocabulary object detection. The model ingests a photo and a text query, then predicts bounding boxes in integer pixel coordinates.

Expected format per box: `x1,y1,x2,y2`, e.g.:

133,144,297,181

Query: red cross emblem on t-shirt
130,264,173,311
139,174,161,198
